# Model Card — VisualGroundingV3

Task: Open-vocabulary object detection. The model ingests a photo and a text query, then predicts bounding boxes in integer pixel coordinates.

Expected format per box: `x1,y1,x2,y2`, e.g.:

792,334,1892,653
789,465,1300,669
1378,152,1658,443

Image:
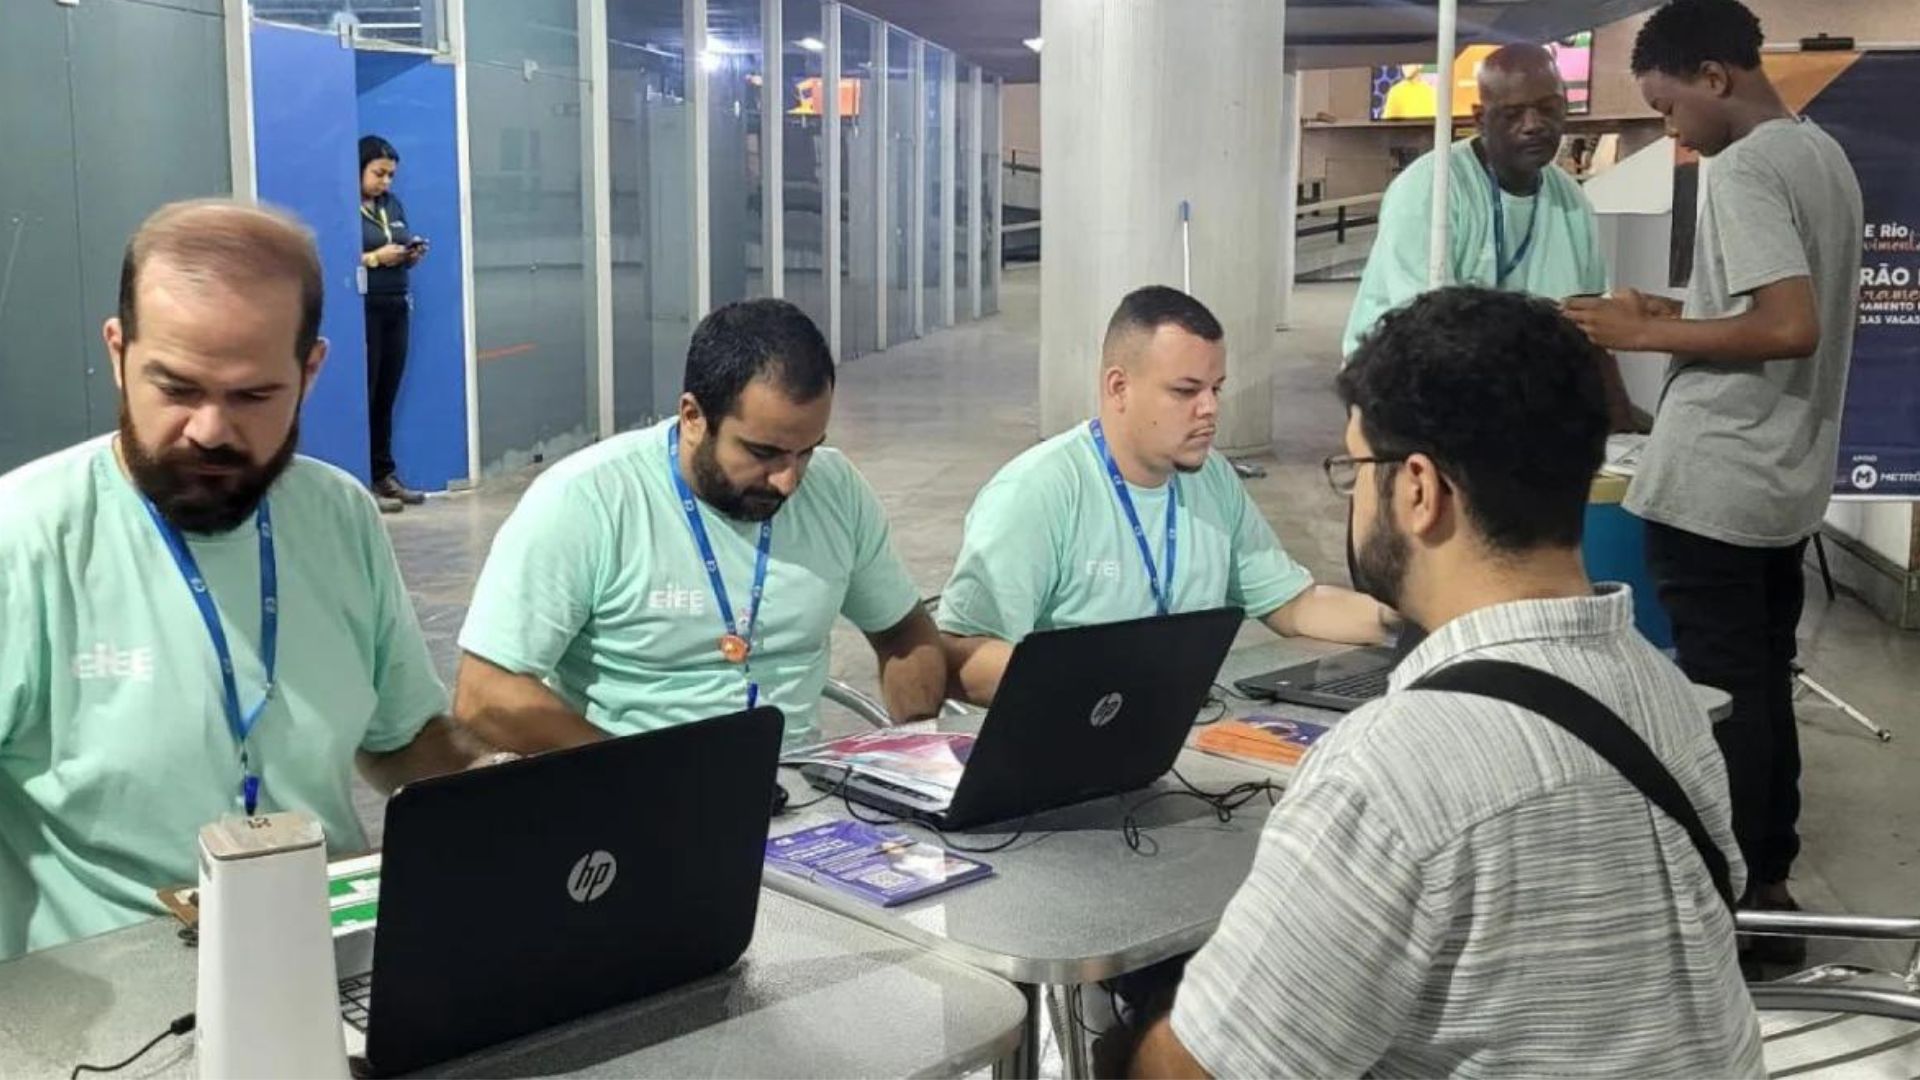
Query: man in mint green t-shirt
1342,45,1632,430
939,286,1396,705
0,201,491,961
456,300,947,749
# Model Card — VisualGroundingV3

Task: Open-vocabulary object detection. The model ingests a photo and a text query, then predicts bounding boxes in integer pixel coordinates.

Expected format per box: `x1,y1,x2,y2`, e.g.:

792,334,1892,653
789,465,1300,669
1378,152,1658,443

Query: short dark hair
1104,285,1225,347
1337,287,1608,553
1631,0,1764,77
360,135,401,170
119,199,325,363
684,299,836,422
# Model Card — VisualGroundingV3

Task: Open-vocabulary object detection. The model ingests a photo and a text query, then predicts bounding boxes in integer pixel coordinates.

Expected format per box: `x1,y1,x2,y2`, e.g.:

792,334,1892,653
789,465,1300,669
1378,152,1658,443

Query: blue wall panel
355,52,468,491
251,22,370,483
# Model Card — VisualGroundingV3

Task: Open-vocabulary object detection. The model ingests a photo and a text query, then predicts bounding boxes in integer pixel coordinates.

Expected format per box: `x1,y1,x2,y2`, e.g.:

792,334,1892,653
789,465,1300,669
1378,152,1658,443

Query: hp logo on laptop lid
1089,692,1125,728
567,850,618,903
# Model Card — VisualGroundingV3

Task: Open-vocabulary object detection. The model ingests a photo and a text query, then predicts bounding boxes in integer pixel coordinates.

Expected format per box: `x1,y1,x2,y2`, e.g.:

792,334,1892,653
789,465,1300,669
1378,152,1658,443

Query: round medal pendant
718,633,751,664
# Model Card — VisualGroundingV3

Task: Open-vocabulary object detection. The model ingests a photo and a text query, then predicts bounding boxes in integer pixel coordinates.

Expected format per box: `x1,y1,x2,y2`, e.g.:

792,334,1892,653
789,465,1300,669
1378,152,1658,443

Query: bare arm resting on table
1262,585,1394,645
941,633,1013,707
867,604,947,721
454,651,608,754
355,715,502,794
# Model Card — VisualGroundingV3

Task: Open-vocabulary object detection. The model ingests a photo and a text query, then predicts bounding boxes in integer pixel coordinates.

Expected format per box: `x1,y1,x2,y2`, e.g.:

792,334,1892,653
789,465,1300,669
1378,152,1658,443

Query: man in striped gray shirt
1133,288,1762,1077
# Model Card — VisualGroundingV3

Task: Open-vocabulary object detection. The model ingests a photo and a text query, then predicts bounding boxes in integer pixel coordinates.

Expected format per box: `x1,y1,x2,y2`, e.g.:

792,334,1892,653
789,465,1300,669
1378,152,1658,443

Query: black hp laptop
802,607,1242,830
1233,626,1428,712
336,706,785,1076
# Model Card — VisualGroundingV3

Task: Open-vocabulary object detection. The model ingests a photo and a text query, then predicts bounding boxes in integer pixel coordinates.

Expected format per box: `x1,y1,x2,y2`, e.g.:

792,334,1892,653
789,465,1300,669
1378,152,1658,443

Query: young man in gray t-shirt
1565,0,1862,961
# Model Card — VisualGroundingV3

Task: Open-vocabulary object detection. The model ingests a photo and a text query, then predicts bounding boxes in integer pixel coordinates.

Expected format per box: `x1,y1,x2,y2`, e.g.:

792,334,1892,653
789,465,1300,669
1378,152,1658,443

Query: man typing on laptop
938,286,1392,705
455,300,947,751
1129,288,1759,1077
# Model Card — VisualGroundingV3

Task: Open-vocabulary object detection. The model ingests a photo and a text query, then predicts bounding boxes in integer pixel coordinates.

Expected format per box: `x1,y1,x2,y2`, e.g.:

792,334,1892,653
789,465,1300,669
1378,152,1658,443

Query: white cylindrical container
195,812,349,1079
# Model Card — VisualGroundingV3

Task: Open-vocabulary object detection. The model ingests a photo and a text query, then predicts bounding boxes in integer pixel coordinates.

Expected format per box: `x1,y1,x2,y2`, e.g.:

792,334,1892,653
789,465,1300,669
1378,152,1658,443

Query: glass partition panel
607,0,692,429
922,45,948,329
839,9,881,358
779,0,828,333
707,0,765,306
981,77,1000,315
884,27,915,346
953,63,974,321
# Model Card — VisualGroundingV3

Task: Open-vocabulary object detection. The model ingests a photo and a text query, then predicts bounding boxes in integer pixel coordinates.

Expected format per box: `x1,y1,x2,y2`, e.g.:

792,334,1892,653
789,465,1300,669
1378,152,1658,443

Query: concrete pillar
1039,0,1288,452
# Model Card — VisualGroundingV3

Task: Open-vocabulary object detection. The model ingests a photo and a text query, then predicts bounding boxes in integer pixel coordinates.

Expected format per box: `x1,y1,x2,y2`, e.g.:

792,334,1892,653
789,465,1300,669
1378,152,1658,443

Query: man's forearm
454,654,607,754
1632,311,1816,363
870,606,948,721
942,634,1012,706
1263,586,1391,645
355,715,494,795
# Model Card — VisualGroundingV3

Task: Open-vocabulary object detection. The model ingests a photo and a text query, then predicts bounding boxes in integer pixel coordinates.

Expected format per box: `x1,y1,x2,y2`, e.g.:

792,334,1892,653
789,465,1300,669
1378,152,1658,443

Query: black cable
71,1014,195,1080
778,761,1033,854
1069,984,1112,1038
1120,769,1280,854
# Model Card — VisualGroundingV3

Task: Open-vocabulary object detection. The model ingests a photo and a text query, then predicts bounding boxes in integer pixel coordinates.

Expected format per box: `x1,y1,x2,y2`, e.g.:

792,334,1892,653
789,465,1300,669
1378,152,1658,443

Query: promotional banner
1804,52,1920,499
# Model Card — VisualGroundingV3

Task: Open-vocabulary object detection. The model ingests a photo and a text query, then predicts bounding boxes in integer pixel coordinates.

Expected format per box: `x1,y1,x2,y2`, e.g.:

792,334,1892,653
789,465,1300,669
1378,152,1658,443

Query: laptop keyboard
1315,668,1391,701
338,971,374,1032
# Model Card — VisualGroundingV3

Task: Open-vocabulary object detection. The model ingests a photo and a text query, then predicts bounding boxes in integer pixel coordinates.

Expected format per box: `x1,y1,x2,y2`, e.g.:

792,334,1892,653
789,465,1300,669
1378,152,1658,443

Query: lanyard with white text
668,422,772,709
1484,153,1537,286
361,202,392,243
1089,419,1178,616
141,497,278,815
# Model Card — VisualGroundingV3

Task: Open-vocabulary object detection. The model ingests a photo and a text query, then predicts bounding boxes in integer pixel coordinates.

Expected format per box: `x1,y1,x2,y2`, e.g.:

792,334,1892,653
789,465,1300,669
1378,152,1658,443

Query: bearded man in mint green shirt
0,201,493,961
455,300,948,750
939,286,1397,705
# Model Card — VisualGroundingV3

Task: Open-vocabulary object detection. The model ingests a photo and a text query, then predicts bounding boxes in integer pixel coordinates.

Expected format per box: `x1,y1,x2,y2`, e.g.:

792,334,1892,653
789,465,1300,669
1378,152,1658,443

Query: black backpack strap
1410,659,1736,910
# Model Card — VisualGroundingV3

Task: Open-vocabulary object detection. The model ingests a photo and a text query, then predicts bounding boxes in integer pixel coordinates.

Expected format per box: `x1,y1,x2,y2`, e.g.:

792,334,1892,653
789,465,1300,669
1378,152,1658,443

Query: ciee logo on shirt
1083,560,1121,581
567,850,618,903
73,643,156,682
647,584,709,615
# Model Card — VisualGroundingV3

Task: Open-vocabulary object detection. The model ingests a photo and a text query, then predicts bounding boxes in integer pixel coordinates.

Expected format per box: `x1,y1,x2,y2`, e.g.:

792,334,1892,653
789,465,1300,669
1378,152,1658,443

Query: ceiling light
1023,37,1043,53
700,49,724,72
797,36,825,53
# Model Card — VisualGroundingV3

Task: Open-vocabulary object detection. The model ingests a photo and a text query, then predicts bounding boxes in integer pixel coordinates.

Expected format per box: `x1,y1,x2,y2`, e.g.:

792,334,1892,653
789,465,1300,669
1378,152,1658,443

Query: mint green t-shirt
0,438,447,960
1342,138,1609,358
936,422,1313,641
458,419,921,745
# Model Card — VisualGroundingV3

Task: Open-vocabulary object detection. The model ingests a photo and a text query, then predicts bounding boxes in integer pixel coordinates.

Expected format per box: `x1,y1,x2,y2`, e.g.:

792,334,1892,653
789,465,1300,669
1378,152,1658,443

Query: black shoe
374,475,426,506
374,493,404,514
1738,884,1809,970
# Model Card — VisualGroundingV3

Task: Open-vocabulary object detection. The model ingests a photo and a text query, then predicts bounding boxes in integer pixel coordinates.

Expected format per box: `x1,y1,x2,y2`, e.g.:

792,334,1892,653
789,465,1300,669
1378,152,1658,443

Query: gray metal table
773,635,1332,1078
0,891,1026,1079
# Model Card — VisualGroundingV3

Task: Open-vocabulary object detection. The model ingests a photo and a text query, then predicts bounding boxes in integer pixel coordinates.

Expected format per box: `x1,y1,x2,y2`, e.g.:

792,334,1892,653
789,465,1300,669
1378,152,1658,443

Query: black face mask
690,429,786,522
120,403,299,534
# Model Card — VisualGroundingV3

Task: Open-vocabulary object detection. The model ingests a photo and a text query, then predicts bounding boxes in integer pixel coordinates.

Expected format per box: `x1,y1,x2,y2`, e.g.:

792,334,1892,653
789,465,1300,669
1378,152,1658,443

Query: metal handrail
1749,984,1920,1023
822,678,976,730
1736,911,1920,941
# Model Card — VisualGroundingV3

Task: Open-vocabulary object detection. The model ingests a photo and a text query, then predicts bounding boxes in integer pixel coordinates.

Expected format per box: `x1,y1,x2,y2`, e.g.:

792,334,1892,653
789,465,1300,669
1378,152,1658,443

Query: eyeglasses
1322,454,1410,497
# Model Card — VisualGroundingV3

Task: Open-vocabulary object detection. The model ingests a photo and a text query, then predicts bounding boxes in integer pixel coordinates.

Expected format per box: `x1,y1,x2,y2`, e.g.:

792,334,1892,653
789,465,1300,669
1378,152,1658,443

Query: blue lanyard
1483,152,1537,286
141,497,277,815
667,422,773,709
1089,419,1178,616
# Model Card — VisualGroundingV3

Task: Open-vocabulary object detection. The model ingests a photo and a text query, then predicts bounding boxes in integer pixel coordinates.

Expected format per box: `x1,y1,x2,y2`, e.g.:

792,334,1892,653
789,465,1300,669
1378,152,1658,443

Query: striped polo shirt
1171,586,1764,1078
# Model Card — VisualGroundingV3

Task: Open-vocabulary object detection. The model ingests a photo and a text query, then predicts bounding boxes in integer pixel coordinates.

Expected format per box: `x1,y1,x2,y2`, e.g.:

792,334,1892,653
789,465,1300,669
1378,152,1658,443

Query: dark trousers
364,292,410,483
1644,520,1808,888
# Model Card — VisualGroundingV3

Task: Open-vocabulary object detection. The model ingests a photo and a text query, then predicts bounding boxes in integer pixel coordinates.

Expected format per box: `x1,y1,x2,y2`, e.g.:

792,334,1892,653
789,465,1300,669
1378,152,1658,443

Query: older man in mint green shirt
456,300,947,751
1,200,484,961
940,286,1394,705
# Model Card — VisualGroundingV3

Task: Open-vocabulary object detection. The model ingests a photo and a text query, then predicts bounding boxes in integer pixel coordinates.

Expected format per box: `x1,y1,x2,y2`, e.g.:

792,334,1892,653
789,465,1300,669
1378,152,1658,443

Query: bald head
118,199,325,363
1474,43,1568,183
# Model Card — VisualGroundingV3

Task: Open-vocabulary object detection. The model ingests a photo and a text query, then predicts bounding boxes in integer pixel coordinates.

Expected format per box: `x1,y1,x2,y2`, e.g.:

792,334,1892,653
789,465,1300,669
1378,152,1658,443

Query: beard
1349,497,1412,613
690,433,786,522
120,405,299,534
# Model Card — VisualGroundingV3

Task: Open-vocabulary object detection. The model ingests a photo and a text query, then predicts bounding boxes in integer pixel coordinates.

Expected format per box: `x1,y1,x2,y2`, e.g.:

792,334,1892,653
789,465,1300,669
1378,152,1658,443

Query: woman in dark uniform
358,134,428,512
